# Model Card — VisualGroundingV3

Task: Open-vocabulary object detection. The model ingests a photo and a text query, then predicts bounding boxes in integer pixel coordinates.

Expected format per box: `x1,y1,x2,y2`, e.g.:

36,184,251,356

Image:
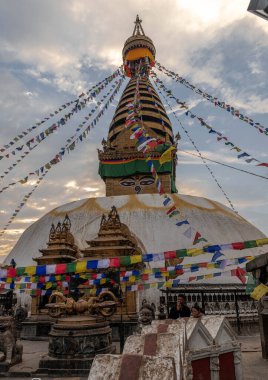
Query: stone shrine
38,290,117,375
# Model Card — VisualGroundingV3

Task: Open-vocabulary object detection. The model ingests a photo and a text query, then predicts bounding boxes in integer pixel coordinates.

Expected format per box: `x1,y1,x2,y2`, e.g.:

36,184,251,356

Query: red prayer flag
141,274,149,281
164,251,176,259
193,231,201,244
166,205,176,215
55,263,67,275
236,267,247,284
257,163,268,167
232,242,245,250
109,258,120,267
7,268,16,277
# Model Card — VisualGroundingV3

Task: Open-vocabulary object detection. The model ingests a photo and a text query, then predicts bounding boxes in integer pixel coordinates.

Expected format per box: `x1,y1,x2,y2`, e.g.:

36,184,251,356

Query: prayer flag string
1,237,266,278
151,73,268,169
151,74,238,214
0,69,122,156
10,266,248,295
0,170,48,237
0,76,125,195
0,254,253,286
156,62,268,137
0,71,121,181
124,65,207,245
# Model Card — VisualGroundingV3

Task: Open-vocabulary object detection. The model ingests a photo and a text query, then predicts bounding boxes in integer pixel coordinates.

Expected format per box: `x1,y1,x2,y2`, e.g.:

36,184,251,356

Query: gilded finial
133,15,145,36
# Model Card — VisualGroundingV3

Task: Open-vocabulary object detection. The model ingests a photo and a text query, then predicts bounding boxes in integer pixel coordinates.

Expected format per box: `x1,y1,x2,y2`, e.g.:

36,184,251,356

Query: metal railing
161,284,258,334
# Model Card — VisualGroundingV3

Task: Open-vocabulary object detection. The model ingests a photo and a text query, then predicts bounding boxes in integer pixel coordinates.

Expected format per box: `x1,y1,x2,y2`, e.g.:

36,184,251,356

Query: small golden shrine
81,206,141,258
81,206,142,321
31,215,77,316
34,214,78,265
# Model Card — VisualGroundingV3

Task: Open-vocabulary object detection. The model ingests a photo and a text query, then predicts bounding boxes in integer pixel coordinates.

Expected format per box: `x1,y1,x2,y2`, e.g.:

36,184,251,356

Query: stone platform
2,334,267,379
21,314,54,340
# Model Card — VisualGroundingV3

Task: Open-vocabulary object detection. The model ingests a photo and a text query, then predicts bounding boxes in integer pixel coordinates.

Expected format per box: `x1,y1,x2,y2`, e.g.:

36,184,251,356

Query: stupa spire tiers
98,16,177,197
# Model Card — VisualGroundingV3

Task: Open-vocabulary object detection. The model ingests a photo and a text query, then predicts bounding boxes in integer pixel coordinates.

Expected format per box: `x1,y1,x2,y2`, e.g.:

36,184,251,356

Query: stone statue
138,299,155,327
0,316,23,366
46,291,118,318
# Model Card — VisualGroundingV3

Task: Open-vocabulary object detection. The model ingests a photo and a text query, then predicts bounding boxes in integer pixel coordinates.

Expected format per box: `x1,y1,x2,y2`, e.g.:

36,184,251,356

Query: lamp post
248,0,268,21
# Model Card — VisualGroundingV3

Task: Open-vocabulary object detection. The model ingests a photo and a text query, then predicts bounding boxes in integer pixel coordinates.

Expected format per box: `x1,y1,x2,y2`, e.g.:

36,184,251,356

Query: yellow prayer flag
187,248,203,256
164,280,172,288
130,255,142,264
250,283,268,301
25,266,36,276
46,282,52,289
159,146,176,165
151,283,157,288
144,269,152,274
207,263,215,269
256,238,268,247
76,261,87,273
204,274,213,279
100,278,106,285
129,276,136,283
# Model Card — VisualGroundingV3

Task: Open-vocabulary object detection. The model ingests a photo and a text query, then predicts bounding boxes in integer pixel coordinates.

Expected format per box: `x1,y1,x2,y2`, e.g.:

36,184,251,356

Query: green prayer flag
120,256,131,266
176,249,188,257
244,240,257,249
66,262,76,273
16,267,25,276
246,272,257,295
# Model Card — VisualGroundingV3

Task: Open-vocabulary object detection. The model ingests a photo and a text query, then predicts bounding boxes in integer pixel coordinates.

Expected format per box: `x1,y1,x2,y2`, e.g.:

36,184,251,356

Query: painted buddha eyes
120,178,136,187
139,177,154,186
120,176,154,188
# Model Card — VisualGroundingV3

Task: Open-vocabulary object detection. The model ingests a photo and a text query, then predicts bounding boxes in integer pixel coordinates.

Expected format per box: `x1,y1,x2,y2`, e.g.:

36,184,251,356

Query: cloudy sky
0,0,268,263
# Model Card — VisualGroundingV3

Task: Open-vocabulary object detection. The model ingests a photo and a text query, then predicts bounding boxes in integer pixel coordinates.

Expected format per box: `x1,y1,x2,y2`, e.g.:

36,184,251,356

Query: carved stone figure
138,299,155,329
0,316,23,366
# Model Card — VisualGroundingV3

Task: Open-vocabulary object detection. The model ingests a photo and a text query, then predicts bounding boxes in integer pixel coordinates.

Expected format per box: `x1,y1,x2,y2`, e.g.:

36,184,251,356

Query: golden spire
132,15,145,36
122,15,156,78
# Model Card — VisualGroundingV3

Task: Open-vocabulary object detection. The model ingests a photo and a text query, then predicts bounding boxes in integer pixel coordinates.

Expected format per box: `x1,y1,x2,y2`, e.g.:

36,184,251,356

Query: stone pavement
240,334,268,380
1,334,267,379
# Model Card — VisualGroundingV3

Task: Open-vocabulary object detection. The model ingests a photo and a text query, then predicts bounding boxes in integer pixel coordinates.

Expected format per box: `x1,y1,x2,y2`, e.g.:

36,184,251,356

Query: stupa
4,15,266,316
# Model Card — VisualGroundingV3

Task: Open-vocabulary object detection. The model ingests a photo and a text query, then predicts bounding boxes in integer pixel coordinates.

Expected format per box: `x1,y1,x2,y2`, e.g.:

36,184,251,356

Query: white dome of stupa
4,193,265,285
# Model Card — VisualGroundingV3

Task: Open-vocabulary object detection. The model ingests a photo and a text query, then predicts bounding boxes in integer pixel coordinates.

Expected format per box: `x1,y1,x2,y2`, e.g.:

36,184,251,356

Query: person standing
168,294,191,319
